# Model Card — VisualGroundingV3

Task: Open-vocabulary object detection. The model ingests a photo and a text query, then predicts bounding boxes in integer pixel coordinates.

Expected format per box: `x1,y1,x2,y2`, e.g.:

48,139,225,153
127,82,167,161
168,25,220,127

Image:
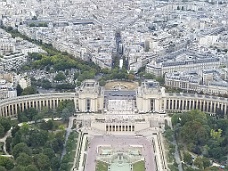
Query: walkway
61,116,76,159
0,128,12,155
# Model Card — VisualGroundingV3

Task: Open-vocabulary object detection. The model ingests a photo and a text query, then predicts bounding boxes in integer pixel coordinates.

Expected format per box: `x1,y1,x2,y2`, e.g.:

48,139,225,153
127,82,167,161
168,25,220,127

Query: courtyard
84,136,156,171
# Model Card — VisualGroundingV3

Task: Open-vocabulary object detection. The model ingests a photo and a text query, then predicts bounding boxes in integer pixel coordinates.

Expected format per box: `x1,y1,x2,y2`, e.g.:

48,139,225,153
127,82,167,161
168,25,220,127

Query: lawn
133,161,145,171
96,161,109,171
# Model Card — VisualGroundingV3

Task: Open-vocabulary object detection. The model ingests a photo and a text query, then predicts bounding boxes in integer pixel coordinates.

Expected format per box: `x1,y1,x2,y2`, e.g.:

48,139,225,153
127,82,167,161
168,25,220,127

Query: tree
43,148,55,159
0,118,11,133
0,156,14,170
29,23,36,27
22,86,37,95
25,165,39,171
57,100,75,115
18,108,38,122
0,125,5,138
171,114,181,126
54,72,66,81
28,52,42,60
51,138,64,153
164,129,174,142
60,162,70,171
16,153,33,166
40,120,54,131
156,76,165,85
12,142,32,158
11,165,24,171
194,157,203,169
180,120,208,145
202,157,211,169
6,137,12,153
73,72,79,80
41,79,52,89
183,152,192,165
99,79,106,86
51,157,60,171
16,84,23,96
28,129,48,147
61,108,71,121
185,167,195,171
144,73,155,79
34,153,51,171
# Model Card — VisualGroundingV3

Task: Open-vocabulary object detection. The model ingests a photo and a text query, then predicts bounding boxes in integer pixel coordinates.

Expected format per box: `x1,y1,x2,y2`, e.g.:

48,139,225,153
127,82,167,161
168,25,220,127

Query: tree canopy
7,119,66,171
172,110,228,162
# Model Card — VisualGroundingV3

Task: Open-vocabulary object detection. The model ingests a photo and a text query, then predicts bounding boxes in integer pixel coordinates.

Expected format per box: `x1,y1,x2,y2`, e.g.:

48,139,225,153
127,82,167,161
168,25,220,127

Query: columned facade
0,93,75,117
0,80,228,118
105,124,135,132
164,95,228,116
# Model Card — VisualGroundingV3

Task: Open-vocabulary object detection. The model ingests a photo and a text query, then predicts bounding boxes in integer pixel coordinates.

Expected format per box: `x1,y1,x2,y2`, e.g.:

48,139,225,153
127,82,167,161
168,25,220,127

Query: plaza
85,136,156,171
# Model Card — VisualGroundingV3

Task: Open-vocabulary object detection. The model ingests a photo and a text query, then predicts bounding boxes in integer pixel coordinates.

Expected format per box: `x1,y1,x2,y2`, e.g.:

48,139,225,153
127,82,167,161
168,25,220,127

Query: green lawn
96,161,109,171
133,161,145,171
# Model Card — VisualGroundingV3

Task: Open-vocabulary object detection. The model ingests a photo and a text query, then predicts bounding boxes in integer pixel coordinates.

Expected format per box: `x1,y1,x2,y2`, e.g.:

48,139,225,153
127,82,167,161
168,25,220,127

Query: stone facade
0,79,228,117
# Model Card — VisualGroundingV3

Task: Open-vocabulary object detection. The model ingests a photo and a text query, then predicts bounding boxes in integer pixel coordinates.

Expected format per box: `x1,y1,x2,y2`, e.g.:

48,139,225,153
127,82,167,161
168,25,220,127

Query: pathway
0,128,12,155
61,116,76,159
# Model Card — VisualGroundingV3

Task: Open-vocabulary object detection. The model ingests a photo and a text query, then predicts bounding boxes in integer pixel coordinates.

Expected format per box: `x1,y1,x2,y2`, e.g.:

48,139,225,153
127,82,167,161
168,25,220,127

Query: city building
146,50,221,77
165,69,228,95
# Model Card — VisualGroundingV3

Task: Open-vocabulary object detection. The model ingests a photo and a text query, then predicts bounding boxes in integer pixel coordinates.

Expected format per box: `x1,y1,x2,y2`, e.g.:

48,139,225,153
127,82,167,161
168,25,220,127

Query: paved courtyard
107,99,135,111
84,135,157,171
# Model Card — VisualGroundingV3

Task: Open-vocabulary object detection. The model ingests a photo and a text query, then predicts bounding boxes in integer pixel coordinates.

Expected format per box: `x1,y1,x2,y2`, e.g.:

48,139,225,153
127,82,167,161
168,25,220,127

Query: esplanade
0,79,228,117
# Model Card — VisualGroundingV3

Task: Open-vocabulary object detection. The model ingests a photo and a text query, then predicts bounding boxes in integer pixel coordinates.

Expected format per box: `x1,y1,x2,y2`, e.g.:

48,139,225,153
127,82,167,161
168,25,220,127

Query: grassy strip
133,160,145,171
84,137,88,151
95,161,109,171
60,131,78,171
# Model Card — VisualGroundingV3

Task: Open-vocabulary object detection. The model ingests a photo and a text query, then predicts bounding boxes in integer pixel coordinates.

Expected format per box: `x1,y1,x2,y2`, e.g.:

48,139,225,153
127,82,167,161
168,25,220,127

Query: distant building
0,79,17,99
165,69,228,95
146,50,220,77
